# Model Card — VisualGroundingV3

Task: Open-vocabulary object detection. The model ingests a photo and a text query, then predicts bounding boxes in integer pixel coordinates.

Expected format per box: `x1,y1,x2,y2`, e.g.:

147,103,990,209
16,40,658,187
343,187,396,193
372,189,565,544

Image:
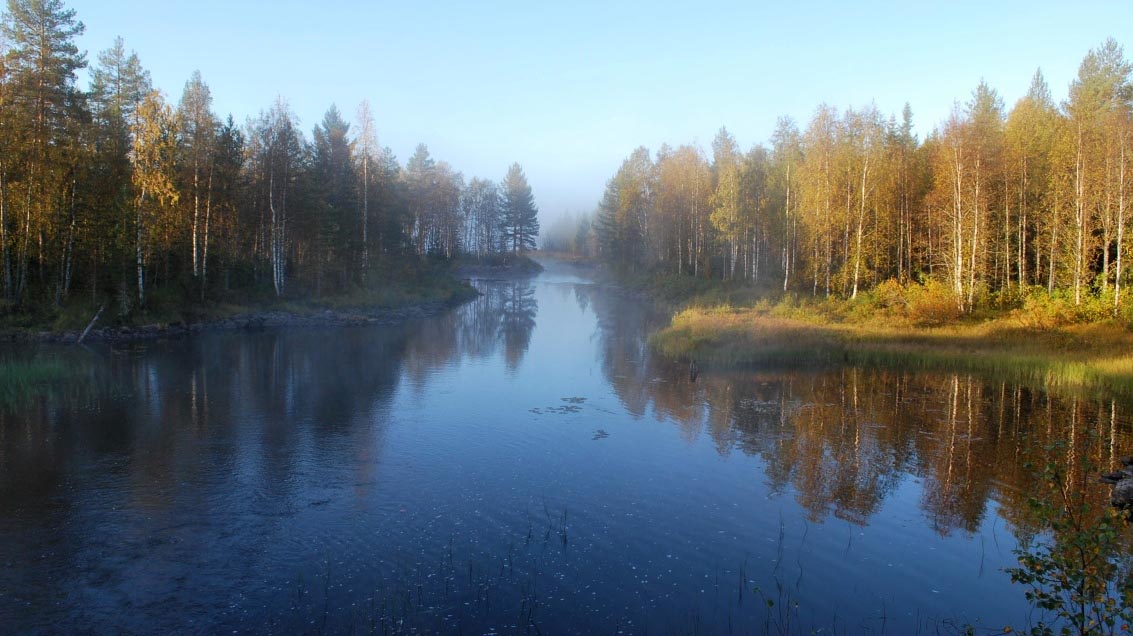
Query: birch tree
130,90,178,305
177,71,216,282
354,100,376,276
249,98,301,296
770,117,803,290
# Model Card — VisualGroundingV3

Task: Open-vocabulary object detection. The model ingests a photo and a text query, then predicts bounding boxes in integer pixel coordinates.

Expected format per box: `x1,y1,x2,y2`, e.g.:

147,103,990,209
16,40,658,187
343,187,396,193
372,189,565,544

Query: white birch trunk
1116,140,1127,315
136,187,147,305
851,155,869,299
192,158,199,277
201,167,213,301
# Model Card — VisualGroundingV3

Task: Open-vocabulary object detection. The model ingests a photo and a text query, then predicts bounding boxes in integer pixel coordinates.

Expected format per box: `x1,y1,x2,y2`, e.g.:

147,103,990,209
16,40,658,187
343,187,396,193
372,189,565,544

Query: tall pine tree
500,162,538,254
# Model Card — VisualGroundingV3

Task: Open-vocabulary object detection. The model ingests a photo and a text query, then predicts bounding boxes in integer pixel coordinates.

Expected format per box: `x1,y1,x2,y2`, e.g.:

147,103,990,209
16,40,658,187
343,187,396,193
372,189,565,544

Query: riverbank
0,271,480,344
652,302,1133,400
598,269,1133,398
453,253,545,277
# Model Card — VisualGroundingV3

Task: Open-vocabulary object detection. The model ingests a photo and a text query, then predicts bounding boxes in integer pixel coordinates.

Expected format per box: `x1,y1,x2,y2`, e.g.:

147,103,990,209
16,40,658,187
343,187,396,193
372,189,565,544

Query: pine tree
88,37,150,300
2,0,86,300
311,104,356,291
500,163,539,254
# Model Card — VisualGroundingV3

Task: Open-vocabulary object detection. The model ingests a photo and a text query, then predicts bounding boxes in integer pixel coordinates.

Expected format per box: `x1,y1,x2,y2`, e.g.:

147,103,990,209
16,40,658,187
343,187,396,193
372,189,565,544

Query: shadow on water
0,268,1130,634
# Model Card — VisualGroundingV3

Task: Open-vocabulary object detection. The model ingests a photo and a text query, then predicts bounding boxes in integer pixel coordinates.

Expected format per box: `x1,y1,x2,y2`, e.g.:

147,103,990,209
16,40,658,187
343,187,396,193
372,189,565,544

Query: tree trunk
192,157,200,277
1019,158,1027,288
1074,125,1085,306
851,156,869,299
18,186,31,298
782,162,791,291
1116,140,1127,315
59,179,77,301
0,160,10,300
1049,196,1058,294
967,159,981,311
201,167,213,301
136,187,147,305
361,153,369,279
952,146,964,308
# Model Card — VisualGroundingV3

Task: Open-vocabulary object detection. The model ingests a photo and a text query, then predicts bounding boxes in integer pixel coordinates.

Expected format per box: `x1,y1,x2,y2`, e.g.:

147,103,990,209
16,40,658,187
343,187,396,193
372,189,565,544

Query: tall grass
652,303,1133,401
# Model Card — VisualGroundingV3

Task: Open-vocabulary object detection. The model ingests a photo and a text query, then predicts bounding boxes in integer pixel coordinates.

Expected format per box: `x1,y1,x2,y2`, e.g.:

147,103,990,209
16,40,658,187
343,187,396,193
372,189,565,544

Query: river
1,258,1129,634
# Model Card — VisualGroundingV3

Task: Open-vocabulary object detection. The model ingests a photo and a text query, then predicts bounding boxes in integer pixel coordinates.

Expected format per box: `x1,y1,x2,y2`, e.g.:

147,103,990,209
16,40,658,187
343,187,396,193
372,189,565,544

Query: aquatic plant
0,358,73,410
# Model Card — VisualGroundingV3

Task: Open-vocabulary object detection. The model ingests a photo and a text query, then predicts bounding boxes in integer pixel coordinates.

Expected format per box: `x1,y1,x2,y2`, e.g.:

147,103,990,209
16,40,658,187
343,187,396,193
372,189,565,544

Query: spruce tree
500,162,538,254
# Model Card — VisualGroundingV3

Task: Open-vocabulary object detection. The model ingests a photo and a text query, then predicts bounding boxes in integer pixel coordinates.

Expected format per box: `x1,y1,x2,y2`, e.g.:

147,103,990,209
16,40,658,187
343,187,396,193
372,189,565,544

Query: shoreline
0,298,469,344
0,257,553,345
652,306,1133,400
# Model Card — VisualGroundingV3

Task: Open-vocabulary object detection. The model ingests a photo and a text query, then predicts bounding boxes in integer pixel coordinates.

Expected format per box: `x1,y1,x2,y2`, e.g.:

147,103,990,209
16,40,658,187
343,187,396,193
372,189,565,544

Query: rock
1114,479,1133,509
1103,456,1133,508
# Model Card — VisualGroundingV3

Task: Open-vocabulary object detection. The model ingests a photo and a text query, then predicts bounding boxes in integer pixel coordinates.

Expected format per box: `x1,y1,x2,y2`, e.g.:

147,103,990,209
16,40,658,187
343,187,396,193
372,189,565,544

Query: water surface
1,260,1129,634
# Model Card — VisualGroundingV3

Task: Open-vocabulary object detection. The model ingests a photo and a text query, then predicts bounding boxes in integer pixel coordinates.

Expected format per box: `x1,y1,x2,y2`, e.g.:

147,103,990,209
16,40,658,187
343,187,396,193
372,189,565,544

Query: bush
1014,288,1123,329
870,278,909,312
906,278,962,326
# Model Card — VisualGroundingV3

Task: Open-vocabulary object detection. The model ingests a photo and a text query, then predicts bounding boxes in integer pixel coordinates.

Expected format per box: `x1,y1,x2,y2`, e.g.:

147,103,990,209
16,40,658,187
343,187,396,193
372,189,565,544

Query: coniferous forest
0,0,539,324
585,38,1133,317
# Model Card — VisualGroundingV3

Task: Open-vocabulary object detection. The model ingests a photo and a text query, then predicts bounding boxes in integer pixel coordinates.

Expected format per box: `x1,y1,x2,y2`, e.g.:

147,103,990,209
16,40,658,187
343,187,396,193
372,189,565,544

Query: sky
66,0,1133,230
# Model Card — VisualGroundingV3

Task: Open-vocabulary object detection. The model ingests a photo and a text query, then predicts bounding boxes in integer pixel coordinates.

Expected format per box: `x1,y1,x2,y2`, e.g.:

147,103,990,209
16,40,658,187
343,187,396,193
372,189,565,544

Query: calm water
1,260,1130,635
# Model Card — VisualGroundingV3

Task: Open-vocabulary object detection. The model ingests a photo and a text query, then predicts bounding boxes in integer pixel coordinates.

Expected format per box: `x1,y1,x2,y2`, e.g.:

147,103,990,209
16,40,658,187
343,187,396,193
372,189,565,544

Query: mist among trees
0,0,539,319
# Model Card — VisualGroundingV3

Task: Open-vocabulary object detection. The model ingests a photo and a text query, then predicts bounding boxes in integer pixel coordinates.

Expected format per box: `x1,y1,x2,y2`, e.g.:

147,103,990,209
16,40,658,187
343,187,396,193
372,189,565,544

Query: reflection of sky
3,267,1126,634
378,274,1035,632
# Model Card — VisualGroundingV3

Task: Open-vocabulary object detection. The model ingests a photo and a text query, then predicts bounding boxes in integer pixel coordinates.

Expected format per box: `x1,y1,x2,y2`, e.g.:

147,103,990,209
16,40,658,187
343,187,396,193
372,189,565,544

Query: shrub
906,278,962,325
1008,452,1133,636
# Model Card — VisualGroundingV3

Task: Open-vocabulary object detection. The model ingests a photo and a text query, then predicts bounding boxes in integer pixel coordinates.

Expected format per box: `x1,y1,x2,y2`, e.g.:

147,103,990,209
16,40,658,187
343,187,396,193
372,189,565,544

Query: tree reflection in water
3,275,1133,634
578,282,1133,538
401,278,538,378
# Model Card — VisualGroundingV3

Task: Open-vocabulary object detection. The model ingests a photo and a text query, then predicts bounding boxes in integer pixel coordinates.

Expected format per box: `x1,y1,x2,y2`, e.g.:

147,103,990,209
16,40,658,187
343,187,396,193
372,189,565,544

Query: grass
652,301,1133,401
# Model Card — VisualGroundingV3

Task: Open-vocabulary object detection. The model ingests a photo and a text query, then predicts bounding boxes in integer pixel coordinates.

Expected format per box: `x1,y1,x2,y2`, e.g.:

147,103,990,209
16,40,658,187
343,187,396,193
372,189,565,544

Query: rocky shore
0,301,457,344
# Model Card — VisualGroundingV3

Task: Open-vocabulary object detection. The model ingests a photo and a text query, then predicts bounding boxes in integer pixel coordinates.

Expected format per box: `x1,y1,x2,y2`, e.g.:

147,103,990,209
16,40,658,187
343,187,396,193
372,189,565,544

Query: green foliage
500,163,539,254
1007,452,1133,635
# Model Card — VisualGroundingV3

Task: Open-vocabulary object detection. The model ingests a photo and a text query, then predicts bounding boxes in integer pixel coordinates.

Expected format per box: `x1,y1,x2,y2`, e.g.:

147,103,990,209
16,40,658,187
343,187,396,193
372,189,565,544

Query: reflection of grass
652,306,1133,400
0,358,74,409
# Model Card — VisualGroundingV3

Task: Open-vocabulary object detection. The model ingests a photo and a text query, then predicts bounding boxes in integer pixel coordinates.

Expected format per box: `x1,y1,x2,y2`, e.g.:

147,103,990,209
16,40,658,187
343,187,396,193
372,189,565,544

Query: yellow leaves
131,90,180,209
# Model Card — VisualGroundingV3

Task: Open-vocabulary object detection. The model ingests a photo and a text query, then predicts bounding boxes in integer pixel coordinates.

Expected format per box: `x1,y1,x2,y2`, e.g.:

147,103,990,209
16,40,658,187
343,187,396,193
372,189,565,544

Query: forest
0,0,539,325
574,38,1133,318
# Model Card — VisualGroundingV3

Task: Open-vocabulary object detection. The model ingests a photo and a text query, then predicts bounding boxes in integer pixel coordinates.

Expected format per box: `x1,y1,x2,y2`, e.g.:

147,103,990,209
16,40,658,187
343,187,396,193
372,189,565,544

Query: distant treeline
0,0,539,315
571,38,1133,314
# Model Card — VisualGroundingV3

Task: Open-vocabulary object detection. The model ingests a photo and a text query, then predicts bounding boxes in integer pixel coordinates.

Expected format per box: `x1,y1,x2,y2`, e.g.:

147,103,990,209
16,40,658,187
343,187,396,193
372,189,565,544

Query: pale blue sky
67,0,1133,227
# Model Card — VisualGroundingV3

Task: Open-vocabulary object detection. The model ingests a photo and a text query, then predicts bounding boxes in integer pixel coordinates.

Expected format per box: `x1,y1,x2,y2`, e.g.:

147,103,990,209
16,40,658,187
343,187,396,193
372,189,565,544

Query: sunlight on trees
0,0,540,317
593,39,1133,319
